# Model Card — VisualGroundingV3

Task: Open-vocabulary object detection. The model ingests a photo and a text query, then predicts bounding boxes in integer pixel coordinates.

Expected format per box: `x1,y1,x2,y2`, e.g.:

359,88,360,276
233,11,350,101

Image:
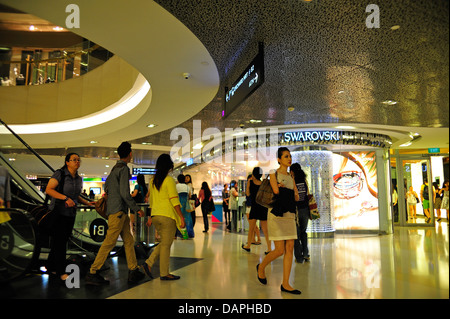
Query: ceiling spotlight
382,100,397,105
147,124,157,128
90,140,98,144
287,106,295,112
182,72,191,80
29,25,37,31
391,25,400,30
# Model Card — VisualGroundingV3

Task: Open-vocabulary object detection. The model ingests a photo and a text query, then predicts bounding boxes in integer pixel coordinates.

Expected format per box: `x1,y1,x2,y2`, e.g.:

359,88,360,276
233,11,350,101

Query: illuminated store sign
132,167,156,175
223,43,265,117
283,131,340,143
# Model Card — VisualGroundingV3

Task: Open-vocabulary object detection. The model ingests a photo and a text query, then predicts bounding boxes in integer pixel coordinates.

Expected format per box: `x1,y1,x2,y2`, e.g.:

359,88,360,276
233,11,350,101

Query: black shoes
281,284,301,295
85,272,110,286
160,274,181,280
256,264,267,285
241,244,250,252
141,263,154,279
128,268,145,283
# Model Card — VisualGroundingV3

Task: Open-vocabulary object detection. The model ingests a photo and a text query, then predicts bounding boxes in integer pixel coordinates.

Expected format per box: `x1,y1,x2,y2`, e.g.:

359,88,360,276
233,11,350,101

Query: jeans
294,206,309,261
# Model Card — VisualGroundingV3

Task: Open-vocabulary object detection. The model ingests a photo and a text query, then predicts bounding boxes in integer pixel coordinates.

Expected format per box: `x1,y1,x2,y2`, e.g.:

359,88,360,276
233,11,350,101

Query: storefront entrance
391,152,449,227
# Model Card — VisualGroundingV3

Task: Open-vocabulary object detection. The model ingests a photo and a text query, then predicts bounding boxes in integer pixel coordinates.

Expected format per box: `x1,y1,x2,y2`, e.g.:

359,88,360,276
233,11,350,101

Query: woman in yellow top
142,154,185,280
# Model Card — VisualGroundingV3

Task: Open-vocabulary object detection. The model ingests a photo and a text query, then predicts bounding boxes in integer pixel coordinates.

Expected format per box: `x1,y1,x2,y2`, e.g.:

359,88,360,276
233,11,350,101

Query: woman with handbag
199,181,212,233
256,147,301,295
242,167,269,253
45,153,94,282
290,163,310,263
406,186,419,221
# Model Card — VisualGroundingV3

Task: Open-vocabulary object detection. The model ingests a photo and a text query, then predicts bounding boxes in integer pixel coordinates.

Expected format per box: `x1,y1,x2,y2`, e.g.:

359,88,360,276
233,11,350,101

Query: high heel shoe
256,264,267,285
241,244,250,252
281,284,301,295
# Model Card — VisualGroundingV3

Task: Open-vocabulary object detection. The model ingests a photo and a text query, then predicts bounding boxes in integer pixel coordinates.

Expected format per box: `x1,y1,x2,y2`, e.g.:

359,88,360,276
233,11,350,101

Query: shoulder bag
255,172,277,208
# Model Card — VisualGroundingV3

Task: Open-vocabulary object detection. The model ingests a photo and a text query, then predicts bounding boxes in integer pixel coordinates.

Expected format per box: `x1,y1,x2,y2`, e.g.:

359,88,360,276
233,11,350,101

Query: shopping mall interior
0,0,448,305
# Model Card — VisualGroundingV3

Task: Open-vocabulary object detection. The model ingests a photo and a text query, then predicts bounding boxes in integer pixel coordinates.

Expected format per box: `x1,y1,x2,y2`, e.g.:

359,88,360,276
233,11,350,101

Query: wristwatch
64,196,69,201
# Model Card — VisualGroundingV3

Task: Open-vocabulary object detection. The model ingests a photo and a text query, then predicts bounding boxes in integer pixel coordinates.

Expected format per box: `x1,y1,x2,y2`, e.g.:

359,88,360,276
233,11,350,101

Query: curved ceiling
0,0,220,147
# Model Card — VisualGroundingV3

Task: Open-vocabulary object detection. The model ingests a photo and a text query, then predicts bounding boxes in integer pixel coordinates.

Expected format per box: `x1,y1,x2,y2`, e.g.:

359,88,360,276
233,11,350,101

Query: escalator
0,119,129,284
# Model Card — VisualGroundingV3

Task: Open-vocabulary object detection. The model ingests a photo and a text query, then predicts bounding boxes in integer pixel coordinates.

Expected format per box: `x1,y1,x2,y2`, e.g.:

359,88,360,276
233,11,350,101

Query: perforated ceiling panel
134,0,448,147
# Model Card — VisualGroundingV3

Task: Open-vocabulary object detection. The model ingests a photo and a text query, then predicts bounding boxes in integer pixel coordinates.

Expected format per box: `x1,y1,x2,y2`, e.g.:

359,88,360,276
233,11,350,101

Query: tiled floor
109,219,449,299
2,217,448,300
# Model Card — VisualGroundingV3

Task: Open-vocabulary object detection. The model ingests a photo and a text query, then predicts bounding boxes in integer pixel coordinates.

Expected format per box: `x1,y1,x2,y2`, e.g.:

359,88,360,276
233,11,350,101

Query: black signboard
223,43,265,118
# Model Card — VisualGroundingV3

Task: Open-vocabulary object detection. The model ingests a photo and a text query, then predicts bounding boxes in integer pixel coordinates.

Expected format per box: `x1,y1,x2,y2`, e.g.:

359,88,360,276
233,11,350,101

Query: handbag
95,195,108,219
30,202,56,233
185,197,194,212
255,172,277,208
191,194,200,208
208,197,216,212
308,194,320,220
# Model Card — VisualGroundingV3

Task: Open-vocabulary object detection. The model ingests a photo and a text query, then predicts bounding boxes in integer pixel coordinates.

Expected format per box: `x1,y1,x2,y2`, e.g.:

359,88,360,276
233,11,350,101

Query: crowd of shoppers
5,140,450,296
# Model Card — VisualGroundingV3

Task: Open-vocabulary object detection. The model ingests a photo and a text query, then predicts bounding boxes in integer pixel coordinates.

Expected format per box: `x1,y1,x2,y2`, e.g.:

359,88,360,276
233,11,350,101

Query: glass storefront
391,150,449,227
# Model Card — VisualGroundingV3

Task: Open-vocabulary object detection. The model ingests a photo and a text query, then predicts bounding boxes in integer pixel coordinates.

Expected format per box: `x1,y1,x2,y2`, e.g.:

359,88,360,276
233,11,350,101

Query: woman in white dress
406,186,419,221
257,147,300,294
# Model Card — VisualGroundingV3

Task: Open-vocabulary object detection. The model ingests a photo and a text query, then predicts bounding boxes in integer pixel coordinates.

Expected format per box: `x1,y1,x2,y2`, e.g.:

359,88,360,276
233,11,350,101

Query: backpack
423,184,429,200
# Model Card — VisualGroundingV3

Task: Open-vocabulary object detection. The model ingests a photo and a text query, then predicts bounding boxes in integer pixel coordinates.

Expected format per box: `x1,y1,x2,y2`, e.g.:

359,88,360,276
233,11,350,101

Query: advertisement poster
333,151,379,231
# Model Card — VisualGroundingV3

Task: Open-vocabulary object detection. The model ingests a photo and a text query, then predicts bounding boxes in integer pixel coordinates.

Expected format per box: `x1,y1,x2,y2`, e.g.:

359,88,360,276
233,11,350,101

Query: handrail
0,118,55,173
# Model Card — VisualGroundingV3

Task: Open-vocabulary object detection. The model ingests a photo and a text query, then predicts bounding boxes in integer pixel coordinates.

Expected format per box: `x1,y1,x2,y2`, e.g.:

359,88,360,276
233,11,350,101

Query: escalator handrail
0,118,55,173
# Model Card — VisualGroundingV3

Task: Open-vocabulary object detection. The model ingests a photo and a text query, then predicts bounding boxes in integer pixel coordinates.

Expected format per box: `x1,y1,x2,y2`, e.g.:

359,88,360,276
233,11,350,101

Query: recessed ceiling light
338,90,345,94
382,100,397,105
142,142,153,145
400,142,412,147
249,119,262,123
287,106,295,112
29,25,37,31
90,140,98,144
391,25,400,30
147,124,157,128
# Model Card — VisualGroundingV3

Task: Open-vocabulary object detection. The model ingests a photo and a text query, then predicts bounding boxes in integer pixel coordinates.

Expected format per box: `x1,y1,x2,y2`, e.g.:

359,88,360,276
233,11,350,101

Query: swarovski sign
282,131,341,143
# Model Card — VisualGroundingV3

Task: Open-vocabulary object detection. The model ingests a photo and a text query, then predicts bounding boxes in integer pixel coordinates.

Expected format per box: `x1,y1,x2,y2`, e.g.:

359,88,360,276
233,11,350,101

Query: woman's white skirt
267,209,297,241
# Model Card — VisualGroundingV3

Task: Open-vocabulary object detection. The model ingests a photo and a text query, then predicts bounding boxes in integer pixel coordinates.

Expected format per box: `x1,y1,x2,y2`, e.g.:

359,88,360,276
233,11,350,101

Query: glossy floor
110,219,449,299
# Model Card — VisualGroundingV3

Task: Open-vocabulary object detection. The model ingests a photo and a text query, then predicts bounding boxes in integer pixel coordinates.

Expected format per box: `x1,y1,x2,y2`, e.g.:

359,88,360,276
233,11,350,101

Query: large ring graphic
333,171,364,199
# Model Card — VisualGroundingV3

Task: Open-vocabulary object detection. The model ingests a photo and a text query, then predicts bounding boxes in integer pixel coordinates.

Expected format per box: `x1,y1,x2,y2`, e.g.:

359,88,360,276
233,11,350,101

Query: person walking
142,154,185,280
199,182,212,233
242,167,269,253
222,183,230,229
229,180,239,232
176,174,194,238
257,147,301,295
406,186,419,221
45,153,94,282
85,142,145,285
290,163,310,263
